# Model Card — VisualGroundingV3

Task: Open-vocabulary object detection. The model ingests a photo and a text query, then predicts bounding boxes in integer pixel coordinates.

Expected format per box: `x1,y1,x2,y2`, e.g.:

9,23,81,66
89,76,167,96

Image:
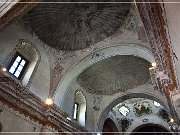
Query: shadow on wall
102,118,118,135
97,93,169,132
130,123,172,135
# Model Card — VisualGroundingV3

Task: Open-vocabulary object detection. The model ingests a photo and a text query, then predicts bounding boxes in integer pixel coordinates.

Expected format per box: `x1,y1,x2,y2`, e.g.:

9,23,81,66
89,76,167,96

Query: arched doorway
131,124,172,135
103,118,118,135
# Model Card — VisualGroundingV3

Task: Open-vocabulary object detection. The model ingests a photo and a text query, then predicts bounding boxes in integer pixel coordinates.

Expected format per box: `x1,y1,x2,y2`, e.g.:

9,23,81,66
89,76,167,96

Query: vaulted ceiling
25,0,131,50
77,55,151,95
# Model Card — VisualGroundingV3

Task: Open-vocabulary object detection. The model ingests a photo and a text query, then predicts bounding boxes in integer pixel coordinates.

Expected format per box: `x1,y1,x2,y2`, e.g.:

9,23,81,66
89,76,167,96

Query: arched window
8,52,29,79
119,105,130,117
3,39,41,87
153,101,161,107
73,90,86,126
73,102,79,120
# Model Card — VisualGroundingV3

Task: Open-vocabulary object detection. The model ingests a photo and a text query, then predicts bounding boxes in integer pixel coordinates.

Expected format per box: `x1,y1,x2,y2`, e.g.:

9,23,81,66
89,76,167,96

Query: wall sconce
151,62,156,67
1,67,7,72
45,98,53,106
170,118,174,123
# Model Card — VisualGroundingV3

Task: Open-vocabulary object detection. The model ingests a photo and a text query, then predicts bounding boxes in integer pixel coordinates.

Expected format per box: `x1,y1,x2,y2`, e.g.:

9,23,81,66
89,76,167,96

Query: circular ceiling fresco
77,55,151,95
25,0,131,50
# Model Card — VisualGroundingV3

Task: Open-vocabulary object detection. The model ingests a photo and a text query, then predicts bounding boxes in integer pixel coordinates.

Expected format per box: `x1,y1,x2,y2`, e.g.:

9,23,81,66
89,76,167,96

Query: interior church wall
0,101,42,133
164,1,180,89
62,77,169,132
0,20,50,100
0,101,59,134
163,1,180,120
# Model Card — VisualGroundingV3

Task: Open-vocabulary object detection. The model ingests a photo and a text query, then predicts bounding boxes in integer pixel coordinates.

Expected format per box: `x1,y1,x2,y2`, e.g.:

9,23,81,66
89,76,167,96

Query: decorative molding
93,94,103,111
136,0,177,91
3,39,41,88
0,68,87,133
133,101,152,117
117,118,133,132
142,118,149,123
136,0,179,124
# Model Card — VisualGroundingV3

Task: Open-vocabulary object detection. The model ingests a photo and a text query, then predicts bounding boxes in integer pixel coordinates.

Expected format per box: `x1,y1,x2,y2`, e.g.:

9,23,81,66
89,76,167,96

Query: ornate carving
44,46,78,97
142,118,149,123
136,0,179,124
117,118,133,132
133,101,152,117
136,0,177,91
93,94,103,111
2,39,41,87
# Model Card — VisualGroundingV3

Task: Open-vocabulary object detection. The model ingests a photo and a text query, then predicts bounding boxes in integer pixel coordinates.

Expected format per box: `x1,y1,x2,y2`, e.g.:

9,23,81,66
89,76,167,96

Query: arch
3,39,41,87
103,118,119,135
54,44,155,106
97,93,169,132
74,90,87,126
130,123,172,135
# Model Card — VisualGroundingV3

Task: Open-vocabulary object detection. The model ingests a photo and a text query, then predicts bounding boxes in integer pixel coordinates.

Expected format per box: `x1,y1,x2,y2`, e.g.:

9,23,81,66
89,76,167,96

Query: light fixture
97,133,101,135
151,62,156,67
66,117,71,120
1,67,7,72
45,98,53,105
170,118,174,123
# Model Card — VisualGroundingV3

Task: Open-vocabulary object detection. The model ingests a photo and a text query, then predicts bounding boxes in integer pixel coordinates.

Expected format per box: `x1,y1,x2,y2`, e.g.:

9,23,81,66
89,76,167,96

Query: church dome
77,55,151,95
25,0,131,50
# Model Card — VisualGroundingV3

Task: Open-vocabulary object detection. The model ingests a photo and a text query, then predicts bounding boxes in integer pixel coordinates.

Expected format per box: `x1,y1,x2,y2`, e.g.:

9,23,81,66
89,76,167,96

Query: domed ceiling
25,0,131,50
77,55,151,95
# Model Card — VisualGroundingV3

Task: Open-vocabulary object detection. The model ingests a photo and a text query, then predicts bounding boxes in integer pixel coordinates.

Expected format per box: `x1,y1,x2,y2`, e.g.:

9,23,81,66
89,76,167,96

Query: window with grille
8,52,29,79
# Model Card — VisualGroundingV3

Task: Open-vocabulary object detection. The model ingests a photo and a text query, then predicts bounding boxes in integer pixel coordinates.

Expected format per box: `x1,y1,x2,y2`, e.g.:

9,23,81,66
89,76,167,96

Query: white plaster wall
55,44,155,106
0,102,41,133
62,77,168,132
164,1,180,88
0,19,50,100
78,103,86,126
0,102,59,134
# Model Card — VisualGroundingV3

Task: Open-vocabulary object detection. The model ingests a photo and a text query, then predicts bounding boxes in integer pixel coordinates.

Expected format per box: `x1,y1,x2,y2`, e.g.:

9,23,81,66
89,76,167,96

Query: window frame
153,101,161,107
7,51,29,80
73,102,79,120
118,105,130,117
